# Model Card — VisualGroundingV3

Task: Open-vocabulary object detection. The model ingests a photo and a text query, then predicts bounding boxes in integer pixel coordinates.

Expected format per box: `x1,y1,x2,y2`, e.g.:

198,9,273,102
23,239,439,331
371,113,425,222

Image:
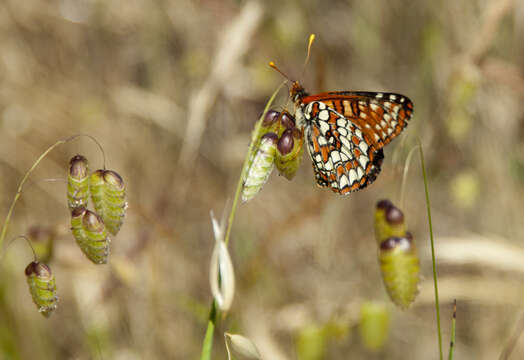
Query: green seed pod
90,169,127,235
379,233,420,309
275,125,304,180
260,110,282,135
71,207,111,264
359,302,390,351
374,199,407,245
242,133,278,202
67,155,90,210
25,261,58,317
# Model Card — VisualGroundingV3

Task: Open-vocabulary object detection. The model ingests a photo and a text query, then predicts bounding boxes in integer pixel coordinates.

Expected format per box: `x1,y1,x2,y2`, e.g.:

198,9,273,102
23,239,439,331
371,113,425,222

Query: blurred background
0,0,523,359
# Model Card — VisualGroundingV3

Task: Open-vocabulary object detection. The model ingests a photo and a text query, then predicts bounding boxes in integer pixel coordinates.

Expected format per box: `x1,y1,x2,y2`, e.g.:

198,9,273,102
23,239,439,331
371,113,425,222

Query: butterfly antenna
301,34,316,77
269,61,293,83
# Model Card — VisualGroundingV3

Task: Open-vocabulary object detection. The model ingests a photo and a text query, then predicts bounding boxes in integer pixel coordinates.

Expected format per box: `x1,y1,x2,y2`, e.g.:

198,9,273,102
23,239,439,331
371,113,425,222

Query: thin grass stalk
199,82,286,360
0,139,67,249
448,299,456,360
0,134,106,249
417,138,443,360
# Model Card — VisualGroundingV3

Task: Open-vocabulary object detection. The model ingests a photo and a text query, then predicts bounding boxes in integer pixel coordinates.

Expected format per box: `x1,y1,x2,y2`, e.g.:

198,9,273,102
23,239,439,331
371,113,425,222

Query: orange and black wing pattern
299,91,413,195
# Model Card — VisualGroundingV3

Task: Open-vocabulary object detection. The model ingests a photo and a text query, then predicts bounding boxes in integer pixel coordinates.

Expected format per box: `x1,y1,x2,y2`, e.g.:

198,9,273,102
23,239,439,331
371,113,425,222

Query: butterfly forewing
299,91,413,195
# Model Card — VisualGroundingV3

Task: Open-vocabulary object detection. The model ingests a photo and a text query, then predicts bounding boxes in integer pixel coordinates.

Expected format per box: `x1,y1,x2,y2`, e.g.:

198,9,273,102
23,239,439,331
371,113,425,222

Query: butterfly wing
301,92,413,195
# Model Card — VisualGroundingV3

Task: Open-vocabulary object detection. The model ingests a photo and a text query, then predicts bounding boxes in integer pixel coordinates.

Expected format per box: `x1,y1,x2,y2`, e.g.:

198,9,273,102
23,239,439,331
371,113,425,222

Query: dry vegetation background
1,0,524,359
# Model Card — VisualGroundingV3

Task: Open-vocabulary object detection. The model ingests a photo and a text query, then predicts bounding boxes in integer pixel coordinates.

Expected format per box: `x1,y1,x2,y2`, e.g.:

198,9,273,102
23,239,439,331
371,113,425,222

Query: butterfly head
290,81,308,104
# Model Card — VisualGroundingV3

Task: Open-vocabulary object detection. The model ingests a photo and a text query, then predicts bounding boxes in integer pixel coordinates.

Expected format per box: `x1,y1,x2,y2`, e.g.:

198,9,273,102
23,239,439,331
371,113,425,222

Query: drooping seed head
385,206,404,225
277,129,294,155
90,169,127,236
67,155,90,210
25,261,58,317
69,155,88,180
262,110,280,127
280,112,295,129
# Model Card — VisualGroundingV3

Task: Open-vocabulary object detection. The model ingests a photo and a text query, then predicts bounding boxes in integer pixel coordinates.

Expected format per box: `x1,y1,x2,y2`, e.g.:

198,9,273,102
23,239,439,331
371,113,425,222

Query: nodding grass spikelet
242,133,278,202
375,200,420,309
25,261,58,317
71,207,111,264
274,115,304,180
67,155,90,210
90,169,127,235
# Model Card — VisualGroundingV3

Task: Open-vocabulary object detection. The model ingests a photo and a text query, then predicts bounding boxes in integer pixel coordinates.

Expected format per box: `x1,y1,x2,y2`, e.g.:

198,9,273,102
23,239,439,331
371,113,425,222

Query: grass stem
199,81,286,360
417,139,443,360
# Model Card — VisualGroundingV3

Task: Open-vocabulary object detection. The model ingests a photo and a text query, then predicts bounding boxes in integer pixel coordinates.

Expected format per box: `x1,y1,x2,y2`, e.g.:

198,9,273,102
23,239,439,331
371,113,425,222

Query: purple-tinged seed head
385,206,404,225
262,110,280,127
71,206,87,218
380,236,412,252
82,210,105,232
376,199,393,210
25,261,52,278
280,112,295,129
277,129,294,155
104,170,125,190
69,155,88,179
261,132,278,143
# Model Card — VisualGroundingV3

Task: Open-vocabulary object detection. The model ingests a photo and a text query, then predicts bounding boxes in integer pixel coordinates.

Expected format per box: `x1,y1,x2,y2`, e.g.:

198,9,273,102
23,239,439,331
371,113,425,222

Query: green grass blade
417,139,443,360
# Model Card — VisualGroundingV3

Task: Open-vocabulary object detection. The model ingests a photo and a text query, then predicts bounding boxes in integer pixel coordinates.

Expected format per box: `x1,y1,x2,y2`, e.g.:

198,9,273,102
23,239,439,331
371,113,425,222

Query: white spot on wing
340,136,351,151
319,120,329,134
317,102,326,110
359,155,369,169
349,169,357,184
355,129,363,139
359,141,369,153
389,94,397,101
339,174,349,188
324,160,333,171
357,167,364,179
370,103,380,112
376,93,384,99
318,110,329,121
318,136,327,146
360,112,367,119
337,119,347,127
331,150,341,163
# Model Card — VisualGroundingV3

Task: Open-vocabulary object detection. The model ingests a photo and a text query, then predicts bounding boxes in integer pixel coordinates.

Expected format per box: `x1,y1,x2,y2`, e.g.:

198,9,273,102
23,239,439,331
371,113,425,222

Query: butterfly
289,81,413,195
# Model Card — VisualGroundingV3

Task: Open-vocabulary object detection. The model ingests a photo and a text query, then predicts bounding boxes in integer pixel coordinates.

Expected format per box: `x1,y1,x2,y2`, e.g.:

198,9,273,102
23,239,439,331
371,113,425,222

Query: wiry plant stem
417,138,443,360
0,134,106,250
0,139,67,249
199,82,285,360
